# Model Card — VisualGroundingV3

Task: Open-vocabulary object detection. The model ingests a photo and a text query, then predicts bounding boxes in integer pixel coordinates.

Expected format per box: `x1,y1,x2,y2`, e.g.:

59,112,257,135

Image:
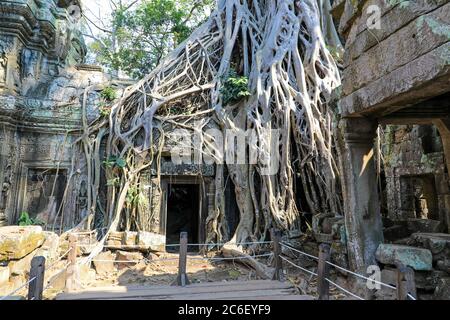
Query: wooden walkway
55,280,314,300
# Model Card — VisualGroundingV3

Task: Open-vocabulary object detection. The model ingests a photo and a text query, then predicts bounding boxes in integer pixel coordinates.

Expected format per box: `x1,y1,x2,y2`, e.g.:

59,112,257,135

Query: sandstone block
0,226,45,261
122,231,138,246
0,266,9,286
137,231,165,251
375,244,432,271
93,251,116,275
434,278,450,300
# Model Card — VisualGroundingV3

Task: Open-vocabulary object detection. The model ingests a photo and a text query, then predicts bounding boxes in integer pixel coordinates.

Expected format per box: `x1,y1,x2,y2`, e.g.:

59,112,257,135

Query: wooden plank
83,289,296,300
62,279,291,293
56,280,294,300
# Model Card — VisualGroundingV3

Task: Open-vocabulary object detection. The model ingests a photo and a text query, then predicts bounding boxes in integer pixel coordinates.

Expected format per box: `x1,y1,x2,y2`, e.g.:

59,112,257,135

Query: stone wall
0,0,111,228
382,124,450,232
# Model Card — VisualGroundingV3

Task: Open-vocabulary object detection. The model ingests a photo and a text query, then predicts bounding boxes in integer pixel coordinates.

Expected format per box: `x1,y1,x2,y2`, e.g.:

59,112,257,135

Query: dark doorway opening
165,183,200,252
24,168,67,223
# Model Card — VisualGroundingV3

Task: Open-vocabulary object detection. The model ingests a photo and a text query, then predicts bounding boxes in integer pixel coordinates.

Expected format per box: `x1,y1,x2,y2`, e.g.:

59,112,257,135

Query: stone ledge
339,42,450,117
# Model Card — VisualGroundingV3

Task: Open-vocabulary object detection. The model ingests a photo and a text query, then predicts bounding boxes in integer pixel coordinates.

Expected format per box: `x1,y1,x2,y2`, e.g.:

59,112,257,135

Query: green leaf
115,158,127,168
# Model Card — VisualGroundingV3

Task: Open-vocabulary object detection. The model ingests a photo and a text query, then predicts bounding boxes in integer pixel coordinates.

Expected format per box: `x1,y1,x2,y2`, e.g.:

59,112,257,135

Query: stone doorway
161,178,202,252
400,174,439,221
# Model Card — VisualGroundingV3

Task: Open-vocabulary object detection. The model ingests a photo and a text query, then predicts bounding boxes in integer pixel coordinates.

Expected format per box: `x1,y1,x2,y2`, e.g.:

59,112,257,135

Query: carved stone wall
382,124,450,231
0,0,109,228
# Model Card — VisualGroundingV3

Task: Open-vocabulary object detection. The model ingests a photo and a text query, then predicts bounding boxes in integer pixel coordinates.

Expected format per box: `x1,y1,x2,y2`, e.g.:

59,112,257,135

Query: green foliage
102,156,127,169
99,106,111,117
100,87,117,101
126,186,144,205
18,212,45,226
106,177,121,187
219,69,251,106
89,0,214,79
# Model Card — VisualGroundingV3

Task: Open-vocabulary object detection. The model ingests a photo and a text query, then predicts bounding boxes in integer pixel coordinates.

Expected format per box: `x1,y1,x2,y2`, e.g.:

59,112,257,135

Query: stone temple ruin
0,0,449,300
332,0,450,299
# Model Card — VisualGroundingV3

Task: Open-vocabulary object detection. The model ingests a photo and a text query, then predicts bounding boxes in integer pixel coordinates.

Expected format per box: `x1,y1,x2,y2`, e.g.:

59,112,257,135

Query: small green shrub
220,69,251,106
100,86,117,102
106,177,121,187
18,212,45,226
102,156,127,169
99,106,112,117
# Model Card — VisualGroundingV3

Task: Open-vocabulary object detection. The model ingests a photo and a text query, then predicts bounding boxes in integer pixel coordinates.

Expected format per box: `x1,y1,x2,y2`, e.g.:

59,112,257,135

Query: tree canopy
88,0,214,78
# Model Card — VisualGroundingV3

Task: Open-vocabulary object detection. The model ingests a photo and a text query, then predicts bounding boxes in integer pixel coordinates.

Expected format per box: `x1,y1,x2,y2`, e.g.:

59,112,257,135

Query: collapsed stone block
0,226,45,261
115,250,144,269
122,231,138,246
433,278,450,300
0,266,9,286
406,219,444,234
137,231,166,251
375,244,432,271
408,233,450,262
34,231,60,264
92,251,116,276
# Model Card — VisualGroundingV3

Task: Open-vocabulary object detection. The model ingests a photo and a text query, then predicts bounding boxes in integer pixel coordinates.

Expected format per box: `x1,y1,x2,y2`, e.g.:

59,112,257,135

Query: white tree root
67,0,342,266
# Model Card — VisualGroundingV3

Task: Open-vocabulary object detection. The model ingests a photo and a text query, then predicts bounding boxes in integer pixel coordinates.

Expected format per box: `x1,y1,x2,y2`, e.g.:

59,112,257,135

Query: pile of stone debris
0,226,63,298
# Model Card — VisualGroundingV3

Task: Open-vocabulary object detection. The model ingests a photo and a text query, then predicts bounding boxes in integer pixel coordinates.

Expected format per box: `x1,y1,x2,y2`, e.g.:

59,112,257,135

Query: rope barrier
42,262,71,293
45,247,73,271
280,242,400,292
188,253,273,261
91,253,273,264
103,240,273,248
325,278,365,300
0,276,36,300
407,293,417,301
325,260,397,290
280,255,317,277
280,242,319,260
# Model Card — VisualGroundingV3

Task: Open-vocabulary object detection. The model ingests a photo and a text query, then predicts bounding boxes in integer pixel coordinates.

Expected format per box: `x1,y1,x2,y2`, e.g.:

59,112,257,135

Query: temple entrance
165,183,200,251
400,174,439,220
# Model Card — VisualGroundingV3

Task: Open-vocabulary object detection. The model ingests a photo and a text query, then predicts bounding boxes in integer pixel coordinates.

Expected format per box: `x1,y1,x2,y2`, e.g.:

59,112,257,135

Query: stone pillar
338,117,384,272
434,119,450,177
434,119,450,232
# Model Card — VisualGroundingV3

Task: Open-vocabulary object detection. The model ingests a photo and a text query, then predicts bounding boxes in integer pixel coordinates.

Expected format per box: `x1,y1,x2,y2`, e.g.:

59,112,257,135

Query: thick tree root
63,0,342,259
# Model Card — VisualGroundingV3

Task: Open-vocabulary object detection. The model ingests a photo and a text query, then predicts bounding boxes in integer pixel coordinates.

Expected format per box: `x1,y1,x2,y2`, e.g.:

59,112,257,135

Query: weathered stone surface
433,278,450,300
75,230,98,254
137,231,165,251
0,265,9,286
79,264,96,284
436,258,450,273
122,231,138,246
408,233,450,262
45,268,67,291
375,244,433,271
343,2,450,97
7,248,38,276
415,270,448,291
383,225,410,242
339,43,450,117
106,231,123,247
0,226,45,261
92,251,116,276
406,219,444,234
115,250,144,269
344,0,450,68
34,231,60,264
